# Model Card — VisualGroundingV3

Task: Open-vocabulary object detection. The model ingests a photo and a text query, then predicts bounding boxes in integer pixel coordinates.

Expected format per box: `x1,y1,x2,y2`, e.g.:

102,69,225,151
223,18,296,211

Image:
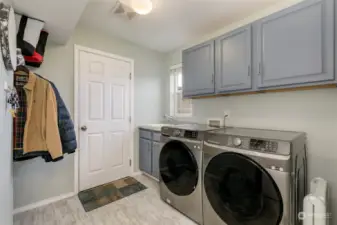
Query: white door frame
73,44,135,193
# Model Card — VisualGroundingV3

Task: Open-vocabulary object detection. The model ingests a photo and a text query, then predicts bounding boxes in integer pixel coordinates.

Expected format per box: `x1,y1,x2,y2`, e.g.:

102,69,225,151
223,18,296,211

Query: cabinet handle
211,73,214,84
248,65,251,77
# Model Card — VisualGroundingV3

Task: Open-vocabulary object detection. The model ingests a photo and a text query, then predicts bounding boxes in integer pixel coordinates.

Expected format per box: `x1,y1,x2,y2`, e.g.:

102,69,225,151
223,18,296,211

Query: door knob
81,126,87,131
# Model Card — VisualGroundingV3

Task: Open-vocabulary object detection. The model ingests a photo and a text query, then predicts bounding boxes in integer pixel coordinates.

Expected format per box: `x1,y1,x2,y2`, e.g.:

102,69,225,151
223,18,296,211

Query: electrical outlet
224,111,230,118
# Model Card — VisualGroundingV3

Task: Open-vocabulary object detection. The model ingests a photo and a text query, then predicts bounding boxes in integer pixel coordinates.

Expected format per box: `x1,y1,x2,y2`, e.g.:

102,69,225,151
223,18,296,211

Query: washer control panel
249,139,278,152
170,129,199,139
227,137,249,149
172,129,181,137
184,130,198,139
233,138,242,147
162,127,204,141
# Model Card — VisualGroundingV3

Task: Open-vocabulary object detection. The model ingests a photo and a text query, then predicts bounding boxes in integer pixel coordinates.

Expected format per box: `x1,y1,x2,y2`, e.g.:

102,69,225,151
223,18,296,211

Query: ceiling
79,0,281,52
12,0,89,44
11,0,281,51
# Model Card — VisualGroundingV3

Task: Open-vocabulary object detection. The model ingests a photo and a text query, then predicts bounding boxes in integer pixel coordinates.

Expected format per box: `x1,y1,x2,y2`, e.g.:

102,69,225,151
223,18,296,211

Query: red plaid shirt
13,73,28,158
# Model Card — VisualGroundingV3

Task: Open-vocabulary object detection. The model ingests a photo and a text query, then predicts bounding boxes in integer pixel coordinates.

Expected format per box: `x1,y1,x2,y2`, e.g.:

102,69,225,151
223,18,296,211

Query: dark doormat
78,176,147,212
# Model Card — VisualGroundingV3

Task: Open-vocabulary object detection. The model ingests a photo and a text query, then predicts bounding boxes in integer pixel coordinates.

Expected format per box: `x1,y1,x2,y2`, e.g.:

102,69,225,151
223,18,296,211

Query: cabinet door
182,40,215,97
257,0,334,88
215,25,252,92
151,141,162,180
139,138,152,175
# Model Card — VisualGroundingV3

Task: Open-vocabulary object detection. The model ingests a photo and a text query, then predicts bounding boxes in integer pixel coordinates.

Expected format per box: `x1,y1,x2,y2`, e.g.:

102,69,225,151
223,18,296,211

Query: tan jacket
23,73,63,160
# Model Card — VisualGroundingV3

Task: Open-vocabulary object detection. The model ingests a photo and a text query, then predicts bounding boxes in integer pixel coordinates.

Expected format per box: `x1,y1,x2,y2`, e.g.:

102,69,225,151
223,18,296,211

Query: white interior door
79,49,132,191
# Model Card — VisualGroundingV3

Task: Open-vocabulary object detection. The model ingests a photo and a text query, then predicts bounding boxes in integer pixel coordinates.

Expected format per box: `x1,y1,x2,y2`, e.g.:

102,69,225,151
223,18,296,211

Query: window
170,64,192,117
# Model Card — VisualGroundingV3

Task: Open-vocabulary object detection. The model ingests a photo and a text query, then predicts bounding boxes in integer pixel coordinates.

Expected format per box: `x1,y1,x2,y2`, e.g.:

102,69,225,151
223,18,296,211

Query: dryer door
204,152,283,225
160,140,198,196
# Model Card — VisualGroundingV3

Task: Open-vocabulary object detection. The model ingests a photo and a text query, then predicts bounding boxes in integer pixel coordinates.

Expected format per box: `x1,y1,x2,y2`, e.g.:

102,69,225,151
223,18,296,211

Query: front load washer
160,124,221,224
203,127,307,225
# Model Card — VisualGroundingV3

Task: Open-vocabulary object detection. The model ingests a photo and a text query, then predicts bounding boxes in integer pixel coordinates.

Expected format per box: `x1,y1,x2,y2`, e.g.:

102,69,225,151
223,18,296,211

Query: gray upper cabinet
257,0,334,88
139,138,152,175
182,40,215,97
215,25,252,93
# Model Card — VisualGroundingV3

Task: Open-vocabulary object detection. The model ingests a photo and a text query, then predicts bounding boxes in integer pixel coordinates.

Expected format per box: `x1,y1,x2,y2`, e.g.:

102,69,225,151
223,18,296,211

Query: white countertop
138,123,190,132
138,124,164,132
139,122,200,132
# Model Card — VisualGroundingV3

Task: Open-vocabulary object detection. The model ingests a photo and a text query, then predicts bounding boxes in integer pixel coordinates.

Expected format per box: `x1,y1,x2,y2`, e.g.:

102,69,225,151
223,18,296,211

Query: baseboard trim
141,172,159,182
13,192,76,215
132,171,142,177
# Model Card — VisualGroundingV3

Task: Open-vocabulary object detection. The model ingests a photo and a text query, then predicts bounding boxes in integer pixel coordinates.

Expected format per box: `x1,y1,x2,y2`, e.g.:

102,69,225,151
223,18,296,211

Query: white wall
13,25,167,209
0,52,14,225
1,0,14,224
166,0,337,223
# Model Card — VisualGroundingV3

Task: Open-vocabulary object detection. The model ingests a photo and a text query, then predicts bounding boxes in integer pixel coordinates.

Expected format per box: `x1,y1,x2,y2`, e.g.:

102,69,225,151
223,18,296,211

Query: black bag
24,30,48,68
16,14,48,67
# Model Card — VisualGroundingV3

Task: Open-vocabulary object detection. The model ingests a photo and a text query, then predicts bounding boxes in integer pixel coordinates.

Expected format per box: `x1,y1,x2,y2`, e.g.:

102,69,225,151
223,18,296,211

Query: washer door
204,152,283,225
160,140,198,196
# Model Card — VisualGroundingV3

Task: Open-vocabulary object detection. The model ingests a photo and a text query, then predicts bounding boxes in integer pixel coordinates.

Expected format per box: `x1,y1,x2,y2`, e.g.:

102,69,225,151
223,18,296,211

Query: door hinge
129,159,132,166
129,73,132,80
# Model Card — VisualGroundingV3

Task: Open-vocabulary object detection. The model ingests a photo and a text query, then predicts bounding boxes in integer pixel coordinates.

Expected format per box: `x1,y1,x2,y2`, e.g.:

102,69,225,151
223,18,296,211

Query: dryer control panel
227,136,279,153
205,127,305,156
205,133,291,156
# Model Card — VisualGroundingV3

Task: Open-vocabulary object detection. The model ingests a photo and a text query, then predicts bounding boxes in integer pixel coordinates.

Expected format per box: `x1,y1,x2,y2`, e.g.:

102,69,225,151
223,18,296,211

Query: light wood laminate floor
14,174,197,225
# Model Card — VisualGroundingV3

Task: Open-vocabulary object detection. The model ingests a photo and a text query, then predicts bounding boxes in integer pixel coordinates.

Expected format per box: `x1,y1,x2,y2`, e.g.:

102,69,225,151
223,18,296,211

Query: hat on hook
0,2,17,70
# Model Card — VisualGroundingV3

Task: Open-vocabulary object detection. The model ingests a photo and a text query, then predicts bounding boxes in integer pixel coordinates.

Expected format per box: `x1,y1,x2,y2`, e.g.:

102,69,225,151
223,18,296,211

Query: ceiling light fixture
131,0,153,15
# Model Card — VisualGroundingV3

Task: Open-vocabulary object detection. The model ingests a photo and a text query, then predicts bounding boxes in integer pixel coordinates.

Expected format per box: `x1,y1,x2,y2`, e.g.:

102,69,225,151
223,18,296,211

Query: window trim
170,64,193,118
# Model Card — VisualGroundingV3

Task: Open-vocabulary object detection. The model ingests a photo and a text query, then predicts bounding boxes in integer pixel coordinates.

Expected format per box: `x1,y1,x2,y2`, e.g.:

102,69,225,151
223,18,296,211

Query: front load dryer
202,127,307,225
